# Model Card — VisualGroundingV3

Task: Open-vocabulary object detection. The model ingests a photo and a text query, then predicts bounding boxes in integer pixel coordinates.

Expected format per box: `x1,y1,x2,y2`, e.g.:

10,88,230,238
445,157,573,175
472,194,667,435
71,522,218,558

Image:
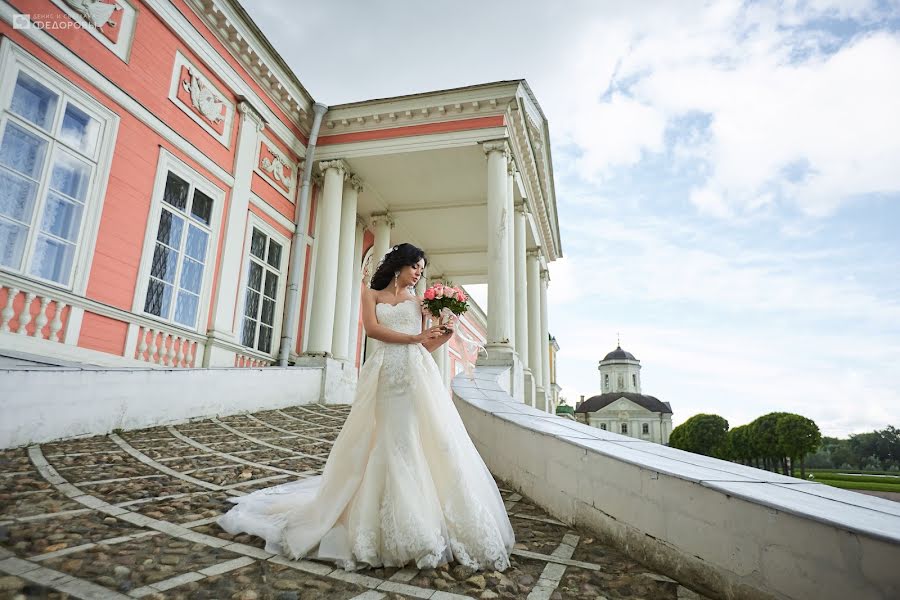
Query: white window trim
48,0,138,63
132,148,225,333
168,51,234,149
0,38,119,295
235,211,289,357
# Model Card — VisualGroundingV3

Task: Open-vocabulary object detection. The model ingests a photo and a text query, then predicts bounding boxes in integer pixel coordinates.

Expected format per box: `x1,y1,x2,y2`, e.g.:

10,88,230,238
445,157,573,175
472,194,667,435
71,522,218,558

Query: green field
804,470,900,493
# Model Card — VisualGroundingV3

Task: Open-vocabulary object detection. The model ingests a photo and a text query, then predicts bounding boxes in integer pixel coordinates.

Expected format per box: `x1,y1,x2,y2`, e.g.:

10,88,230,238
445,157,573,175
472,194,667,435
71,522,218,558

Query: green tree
669,414,730,458
749,413,789,472
727,425,752,465
775,414,822,478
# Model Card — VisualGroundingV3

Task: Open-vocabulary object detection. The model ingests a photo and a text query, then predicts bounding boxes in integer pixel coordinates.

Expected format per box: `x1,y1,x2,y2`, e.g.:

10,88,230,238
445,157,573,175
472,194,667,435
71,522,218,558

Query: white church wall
453,366,900,600
1,366,323,448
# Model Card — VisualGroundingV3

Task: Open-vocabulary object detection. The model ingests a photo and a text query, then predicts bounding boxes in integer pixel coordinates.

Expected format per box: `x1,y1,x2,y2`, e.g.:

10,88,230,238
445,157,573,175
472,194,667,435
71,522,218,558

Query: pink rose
424,289,435,300
458,291,467,302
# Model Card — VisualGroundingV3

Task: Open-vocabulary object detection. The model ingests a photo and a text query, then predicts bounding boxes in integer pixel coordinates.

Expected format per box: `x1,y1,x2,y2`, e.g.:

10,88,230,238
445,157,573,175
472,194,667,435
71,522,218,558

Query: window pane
150,243,178,283
144,279,173,317
10,71,58,130
162,172,189,211
0,168,39,222
258,324,272,354
185,225,208,262
260,297,275,326
0,121,48,178
156,209,184,248
244,289,260,318
0,218,27,269
267,240,282,269
59,102,100,156
174,290,199,327
190,189,212,225
263,271,278,299
29,235,75,283
247,262,262,291
179,258,203,294
241,317,257,347
49,152,90,202
41,192,84,241
250,229,266,260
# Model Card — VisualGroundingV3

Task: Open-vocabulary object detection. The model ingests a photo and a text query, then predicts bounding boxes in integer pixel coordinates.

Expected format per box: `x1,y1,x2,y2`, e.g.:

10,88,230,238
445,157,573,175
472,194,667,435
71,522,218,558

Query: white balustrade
133,325,201,368
0,284,70,342
234,351,273,368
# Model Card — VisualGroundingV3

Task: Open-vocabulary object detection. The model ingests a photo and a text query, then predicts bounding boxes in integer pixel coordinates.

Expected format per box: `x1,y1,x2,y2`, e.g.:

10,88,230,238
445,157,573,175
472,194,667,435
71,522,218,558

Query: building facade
0,0,561,411
575,345,673,444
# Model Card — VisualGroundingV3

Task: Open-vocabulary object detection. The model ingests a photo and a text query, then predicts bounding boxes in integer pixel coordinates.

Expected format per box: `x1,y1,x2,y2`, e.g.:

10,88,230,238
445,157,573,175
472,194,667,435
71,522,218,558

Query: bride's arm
361,288,441,344
421,319,454,352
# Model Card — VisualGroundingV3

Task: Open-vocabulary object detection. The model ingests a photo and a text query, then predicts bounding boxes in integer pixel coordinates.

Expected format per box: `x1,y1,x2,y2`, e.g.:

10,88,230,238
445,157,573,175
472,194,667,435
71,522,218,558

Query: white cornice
315,127,507,160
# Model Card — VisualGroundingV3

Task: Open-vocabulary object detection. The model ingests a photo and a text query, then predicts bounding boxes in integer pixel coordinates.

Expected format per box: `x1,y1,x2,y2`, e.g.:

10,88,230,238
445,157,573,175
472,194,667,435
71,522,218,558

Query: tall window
143,171,213,329
603,373,609,390
0,67,105,287
633,373,637,388
621,423,628,434
240,227,283,354
642,423,650,435
600,423,607,431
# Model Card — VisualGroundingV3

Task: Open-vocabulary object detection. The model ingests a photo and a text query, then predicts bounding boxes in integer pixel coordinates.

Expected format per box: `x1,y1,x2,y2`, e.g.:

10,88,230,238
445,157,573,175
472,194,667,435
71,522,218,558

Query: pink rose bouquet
422,282,469,332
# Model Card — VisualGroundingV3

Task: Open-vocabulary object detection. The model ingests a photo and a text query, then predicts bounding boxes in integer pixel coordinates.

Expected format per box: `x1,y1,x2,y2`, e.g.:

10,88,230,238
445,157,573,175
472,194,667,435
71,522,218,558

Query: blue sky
245,0,900,436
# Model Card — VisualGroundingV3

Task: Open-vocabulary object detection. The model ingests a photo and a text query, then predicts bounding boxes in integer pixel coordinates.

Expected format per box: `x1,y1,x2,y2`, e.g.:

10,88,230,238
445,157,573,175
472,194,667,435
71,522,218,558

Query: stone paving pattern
0,405,710,600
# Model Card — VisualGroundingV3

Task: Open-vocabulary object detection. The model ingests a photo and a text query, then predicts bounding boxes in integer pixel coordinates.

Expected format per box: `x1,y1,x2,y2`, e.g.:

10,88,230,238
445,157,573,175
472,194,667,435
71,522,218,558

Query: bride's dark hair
369,243,428,291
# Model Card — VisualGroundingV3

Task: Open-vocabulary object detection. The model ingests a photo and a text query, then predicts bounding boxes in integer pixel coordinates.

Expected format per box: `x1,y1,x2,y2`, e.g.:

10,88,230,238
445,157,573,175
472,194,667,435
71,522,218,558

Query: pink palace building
0,0,561,420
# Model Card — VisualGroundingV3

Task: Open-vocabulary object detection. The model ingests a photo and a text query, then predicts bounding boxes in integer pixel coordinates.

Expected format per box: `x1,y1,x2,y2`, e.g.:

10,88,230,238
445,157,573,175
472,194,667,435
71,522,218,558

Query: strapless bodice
375,299,422,336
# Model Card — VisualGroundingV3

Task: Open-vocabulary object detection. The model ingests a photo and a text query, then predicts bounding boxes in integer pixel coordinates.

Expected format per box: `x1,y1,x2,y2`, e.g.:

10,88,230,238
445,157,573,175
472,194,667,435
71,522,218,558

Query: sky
243,0,900,437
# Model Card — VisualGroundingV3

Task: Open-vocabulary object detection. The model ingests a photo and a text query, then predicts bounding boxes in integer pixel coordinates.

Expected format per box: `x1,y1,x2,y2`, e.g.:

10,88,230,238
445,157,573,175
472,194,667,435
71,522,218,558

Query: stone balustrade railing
234,349,275,367
0,272,207,368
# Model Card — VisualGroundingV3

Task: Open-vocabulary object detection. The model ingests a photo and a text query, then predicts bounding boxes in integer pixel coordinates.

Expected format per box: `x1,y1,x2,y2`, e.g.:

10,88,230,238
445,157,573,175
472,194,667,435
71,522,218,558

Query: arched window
632,374,637,388
604,373,609,390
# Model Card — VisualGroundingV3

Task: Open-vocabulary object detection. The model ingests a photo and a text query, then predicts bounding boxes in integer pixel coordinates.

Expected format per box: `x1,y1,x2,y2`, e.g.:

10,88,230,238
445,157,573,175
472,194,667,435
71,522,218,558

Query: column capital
507,160,518,176
481,139,510,159
526,248,542,259
356,215,368,230
370,211,394,228
515,199,529,214
238,101,266,131
346,174,364,193
319,159,350,178
540,268,550,282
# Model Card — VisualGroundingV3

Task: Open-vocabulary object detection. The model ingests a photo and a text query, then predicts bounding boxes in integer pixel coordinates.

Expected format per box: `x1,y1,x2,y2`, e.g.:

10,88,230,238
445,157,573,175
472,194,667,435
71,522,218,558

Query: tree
726,425,752,465
749,413,789,472
775,414,822,478
669,414,730,458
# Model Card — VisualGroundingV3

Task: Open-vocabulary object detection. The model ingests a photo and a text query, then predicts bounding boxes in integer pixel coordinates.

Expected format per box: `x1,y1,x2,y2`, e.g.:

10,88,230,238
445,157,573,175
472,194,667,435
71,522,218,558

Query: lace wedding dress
218,299,515,571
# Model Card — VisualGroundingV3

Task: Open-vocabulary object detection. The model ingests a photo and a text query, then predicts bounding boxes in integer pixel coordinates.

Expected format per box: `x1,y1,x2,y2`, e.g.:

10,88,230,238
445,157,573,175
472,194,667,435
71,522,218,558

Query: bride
219,243,515,571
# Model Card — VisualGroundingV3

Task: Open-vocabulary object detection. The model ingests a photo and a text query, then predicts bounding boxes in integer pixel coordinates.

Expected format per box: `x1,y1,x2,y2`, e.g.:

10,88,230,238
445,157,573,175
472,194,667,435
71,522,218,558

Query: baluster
137,326,148,361
166,335,177,366
149,329,160,364
174,338,184,368
1,287,18,333
49,301,66,342
184,341,194,367
16,292,36,335
32,296,51,339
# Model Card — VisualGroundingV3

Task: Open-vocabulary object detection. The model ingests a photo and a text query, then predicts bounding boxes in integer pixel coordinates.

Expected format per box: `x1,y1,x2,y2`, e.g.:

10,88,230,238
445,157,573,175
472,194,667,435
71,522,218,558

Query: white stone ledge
452,366,900,600
1,367,323,448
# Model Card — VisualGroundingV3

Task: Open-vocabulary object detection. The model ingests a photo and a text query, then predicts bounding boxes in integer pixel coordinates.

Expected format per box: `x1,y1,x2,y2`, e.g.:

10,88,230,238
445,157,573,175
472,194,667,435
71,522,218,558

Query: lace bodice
375,299,422,337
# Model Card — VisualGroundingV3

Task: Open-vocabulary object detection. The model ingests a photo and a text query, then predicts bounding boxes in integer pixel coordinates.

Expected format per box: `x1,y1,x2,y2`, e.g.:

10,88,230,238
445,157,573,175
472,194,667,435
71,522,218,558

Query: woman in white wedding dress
219,243,515,572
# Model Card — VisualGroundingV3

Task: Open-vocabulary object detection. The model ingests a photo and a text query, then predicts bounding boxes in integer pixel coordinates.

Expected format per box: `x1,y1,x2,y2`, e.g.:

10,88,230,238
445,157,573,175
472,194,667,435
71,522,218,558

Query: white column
331,174,362,360
514,202,529,367
482,140,511,346
527,250,544,397
204,101,264,366
506,163,516,349
371,213,393,267
540,268,552,412
306,160,347,355
428,274,448,385
347,216,366,366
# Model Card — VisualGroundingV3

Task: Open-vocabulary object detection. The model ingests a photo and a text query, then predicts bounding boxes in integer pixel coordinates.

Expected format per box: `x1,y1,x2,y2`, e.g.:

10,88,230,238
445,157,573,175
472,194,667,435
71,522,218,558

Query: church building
575,345,673,444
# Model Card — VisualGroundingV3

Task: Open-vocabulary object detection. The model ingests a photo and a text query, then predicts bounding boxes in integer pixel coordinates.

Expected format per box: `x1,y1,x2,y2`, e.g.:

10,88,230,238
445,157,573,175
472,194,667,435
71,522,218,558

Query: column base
523,368,536,407
202,330,240,367
476,344,524,403
535,385,548,412
294,355,358,405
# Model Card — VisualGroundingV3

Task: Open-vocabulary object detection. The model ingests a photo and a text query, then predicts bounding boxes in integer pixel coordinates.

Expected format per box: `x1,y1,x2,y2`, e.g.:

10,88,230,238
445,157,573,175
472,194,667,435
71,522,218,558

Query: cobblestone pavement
0,405,710,600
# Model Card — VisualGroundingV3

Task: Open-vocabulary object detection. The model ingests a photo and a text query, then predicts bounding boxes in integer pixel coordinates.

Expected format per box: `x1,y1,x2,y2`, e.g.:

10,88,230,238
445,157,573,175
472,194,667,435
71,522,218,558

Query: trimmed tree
775,414,822,478
669,414,730,458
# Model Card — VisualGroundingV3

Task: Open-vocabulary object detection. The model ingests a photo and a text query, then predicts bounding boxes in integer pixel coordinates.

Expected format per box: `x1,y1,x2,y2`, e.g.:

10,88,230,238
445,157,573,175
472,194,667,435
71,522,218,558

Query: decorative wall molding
51,0,138,62
169,50,235,148
254,136,297,201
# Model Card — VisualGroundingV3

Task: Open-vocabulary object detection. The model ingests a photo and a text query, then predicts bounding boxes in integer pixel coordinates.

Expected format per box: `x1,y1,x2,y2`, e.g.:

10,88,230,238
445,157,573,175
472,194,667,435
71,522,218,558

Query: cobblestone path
0,405,709,600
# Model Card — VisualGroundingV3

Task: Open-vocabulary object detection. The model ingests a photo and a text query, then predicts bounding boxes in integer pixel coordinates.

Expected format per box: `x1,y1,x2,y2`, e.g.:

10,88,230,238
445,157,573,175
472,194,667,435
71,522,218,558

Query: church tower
598,345,642,393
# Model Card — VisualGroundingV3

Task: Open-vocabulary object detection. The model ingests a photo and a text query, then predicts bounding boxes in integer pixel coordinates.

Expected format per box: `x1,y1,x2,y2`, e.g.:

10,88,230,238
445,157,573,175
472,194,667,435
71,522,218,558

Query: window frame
132,149,224,333
621,423,628,434
0,39,118,293
642,423,650,435
236,211,289,356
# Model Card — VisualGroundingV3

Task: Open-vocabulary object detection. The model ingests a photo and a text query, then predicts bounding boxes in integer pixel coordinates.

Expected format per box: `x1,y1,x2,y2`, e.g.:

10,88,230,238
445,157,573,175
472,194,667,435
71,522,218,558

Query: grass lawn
803,469,900,493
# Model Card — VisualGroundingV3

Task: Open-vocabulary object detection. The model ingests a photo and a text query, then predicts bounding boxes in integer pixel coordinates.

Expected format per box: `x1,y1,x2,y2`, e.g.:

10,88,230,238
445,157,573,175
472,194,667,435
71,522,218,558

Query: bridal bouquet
422,282,468,333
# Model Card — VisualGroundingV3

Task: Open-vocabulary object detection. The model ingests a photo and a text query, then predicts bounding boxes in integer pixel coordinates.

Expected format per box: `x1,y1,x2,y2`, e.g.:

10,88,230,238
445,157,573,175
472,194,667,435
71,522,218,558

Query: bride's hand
413,326,445,344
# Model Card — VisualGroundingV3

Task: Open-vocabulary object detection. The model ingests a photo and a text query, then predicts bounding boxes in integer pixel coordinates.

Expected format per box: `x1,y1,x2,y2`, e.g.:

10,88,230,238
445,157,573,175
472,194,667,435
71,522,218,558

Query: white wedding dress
218,299,515,571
